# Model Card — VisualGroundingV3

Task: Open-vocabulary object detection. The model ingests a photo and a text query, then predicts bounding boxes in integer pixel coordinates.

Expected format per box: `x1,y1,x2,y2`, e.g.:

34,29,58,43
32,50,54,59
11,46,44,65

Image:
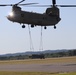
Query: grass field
0,71,76,75
0,56,76,75
0,56,76,65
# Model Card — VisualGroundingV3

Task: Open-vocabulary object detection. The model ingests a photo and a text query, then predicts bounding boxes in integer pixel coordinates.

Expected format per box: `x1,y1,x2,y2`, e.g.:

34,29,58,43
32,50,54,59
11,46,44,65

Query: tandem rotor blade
0,3,38,7
19,3,38,6
56,5,76,7
0,4,13,6
16,0,25,5
19,5,76,7
0,0,25,6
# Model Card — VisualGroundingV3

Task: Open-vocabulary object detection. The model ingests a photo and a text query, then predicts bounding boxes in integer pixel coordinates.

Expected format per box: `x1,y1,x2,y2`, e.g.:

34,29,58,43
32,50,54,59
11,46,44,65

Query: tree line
45,49,76,58
0,49,76,60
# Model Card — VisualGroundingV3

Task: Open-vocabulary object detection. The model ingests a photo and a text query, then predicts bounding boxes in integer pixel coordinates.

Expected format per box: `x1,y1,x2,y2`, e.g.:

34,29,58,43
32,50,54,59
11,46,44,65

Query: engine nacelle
46,6,60,18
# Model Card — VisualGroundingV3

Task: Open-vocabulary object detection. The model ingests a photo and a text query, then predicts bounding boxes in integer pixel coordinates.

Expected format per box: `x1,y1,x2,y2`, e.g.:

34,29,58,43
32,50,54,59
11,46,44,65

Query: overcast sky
0,0,76,54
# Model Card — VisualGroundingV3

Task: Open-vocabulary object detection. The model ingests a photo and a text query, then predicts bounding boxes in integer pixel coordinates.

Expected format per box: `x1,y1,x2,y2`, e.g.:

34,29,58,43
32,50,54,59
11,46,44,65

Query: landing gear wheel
54,25,56,29
44,26,47,29
22,25,25,28
31,25,34,28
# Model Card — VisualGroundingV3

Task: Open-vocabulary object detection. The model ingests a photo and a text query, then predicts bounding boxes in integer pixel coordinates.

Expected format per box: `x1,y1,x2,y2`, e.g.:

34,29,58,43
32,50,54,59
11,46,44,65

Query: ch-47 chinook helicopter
0,0,76,29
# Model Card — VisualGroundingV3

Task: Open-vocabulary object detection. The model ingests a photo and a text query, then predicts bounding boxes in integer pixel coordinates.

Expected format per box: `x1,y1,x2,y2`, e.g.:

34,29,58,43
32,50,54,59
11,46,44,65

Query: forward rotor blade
19,3,38,5
0,5,8,6
0,4,13,6
16,0,25,5
20,5,52,7
0,3,38,7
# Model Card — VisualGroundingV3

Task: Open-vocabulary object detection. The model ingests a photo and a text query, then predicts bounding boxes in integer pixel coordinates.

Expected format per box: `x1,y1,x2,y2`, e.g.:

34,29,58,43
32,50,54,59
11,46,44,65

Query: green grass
0,71,76,75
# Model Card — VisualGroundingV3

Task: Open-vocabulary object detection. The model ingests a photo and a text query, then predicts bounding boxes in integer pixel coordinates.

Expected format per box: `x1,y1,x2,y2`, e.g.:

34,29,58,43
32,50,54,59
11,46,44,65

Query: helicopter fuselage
7,6,61,26
7,8,61,27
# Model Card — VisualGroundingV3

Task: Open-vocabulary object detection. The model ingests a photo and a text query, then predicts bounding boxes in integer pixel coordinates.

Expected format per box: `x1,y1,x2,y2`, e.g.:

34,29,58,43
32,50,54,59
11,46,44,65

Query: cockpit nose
7,12,14,21
7,15,12,21
7,15,10,20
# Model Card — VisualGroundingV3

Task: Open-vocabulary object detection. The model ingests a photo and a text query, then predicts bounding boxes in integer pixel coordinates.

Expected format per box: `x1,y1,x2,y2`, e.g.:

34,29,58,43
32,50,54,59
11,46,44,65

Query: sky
0,0,76,54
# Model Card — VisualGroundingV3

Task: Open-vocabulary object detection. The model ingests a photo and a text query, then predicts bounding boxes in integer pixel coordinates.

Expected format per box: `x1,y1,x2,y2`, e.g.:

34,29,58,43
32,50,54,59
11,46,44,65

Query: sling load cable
39,26,43,50
28,25,34,50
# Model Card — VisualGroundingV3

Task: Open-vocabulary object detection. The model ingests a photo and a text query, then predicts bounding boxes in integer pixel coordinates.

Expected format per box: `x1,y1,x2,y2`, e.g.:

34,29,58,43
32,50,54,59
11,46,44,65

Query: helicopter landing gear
31,24,34,28
22,25,25,28
44,26,47,29
54,25,56,29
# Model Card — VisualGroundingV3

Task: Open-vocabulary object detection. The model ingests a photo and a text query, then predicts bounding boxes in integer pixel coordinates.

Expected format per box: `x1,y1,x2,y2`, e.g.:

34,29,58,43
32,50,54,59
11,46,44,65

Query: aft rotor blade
57,5,76,7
